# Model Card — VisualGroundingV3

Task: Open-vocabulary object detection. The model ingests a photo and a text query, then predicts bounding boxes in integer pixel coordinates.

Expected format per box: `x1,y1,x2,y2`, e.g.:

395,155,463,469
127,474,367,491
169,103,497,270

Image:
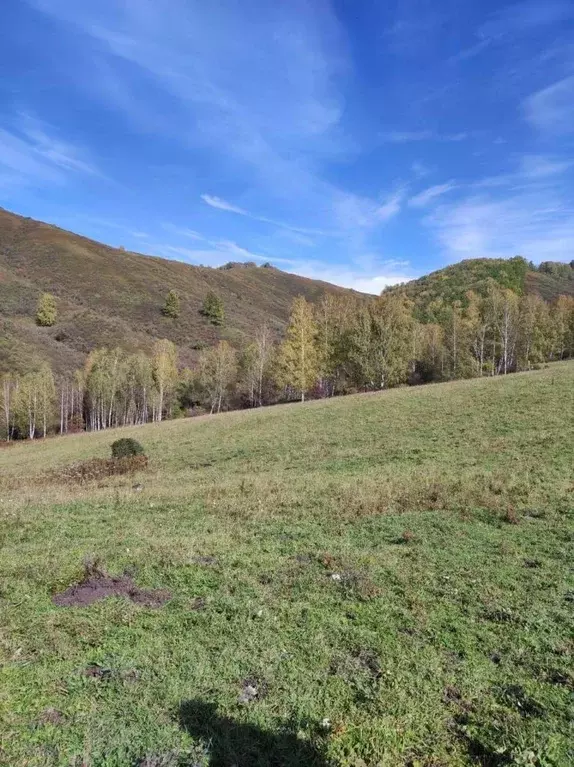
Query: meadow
1,363,573,766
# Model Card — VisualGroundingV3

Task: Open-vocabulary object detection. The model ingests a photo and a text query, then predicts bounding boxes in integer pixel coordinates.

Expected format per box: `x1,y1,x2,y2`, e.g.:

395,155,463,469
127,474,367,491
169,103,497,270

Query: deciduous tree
152,339,178,421
276,296,320,402
36,293,57,327
199,340,237,413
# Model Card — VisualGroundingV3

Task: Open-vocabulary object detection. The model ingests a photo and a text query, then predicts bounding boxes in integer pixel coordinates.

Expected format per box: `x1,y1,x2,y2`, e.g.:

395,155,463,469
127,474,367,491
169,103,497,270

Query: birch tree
276,296,320,402
199,340,237,413
152,339,178,421
1,373,17,441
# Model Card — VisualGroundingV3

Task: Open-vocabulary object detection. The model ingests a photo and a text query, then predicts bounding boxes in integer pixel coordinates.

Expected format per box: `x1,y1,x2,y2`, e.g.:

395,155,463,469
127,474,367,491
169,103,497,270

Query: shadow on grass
178,700,328,766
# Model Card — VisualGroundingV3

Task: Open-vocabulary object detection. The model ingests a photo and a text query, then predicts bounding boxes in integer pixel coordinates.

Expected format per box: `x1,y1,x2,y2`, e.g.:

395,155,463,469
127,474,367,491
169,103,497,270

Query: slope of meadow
1,363,573,766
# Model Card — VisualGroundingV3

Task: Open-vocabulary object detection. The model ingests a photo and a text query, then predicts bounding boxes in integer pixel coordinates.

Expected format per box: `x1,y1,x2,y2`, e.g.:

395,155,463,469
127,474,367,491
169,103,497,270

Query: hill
1,362,573,765
2,206,573,378
384,256,574,320
0,207,351,375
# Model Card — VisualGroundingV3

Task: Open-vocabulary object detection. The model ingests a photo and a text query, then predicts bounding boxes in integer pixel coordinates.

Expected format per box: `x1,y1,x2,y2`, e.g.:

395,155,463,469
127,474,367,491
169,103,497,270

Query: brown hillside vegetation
0,207,352,375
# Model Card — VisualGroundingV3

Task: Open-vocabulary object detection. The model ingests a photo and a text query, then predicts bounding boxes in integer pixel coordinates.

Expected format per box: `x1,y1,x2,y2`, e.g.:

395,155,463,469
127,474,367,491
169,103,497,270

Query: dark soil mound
53,572,170,608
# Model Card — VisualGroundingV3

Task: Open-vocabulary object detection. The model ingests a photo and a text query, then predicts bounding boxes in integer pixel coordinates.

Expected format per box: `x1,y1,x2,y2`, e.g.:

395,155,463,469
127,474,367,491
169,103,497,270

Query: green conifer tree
162,289,180,318
200,291,225,325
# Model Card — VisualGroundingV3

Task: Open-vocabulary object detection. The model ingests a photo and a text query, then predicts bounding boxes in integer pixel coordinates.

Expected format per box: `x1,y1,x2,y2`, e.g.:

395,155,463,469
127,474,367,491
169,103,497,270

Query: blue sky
1,0,574,292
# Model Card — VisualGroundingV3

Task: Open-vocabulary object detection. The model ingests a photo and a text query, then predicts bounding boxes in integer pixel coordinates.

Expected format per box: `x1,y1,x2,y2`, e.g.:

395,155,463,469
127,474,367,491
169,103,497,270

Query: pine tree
200,292,225,325
277,296,320,402
36,293,57,327
162,289,180,318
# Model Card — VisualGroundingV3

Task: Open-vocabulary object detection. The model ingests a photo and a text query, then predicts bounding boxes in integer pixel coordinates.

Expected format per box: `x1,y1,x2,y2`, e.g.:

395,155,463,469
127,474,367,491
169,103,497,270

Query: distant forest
2,258,574,440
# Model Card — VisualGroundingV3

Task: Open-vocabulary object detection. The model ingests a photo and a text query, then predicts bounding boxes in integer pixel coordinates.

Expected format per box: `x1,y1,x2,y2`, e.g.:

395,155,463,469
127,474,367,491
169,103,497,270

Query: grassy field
1,363,573,766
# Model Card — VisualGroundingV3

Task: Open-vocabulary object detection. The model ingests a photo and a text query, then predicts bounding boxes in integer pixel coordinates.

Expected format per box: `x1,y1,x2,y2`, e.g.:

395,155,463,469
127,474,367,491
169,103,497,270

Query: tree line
1,280,573,440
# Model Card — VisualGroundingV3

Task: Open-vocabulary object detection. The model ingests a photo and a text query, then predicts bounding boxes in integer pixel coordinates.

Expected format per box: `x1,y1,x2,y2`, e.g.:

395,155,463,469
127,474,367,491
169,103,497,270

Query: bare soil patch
53,569,170,608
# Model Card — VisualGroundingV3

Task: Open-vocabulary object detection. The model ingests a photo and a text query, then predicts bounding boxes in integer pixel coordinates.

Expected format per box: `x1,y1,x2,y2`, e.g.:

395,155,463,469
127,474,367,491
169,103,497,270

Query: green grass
1,363,573,766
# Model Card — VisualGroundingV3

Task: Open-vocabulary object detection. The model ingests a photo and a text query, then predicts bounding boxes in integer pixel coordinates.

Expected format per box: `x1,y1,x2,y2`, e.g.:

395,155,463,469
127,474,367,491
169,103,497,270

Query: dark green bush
111,438,145,459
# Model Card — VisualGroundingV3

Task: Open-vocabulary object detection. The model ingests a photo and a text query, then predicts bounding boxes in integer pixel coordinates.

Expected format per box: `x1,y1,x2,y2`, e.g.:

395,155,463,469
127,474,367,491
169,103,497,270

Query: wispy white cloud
451,1,574,63
150,234,414,295
200,194,248,215
155,241,267,267
19,114,100,176
425,188,574,263
480,0,574,38
153,232,282,268
376,190,406,222
382,130,432,143
470,153,574,190
331,188,406,230
411,161,432,179
409,182,457,208
29,0,404,254
381,131,468,143
524,75,574,134
0,114,100,195
282,259,415,294
162,222,205,241
519,154,574,178
448,39,492,64
200,191,392,238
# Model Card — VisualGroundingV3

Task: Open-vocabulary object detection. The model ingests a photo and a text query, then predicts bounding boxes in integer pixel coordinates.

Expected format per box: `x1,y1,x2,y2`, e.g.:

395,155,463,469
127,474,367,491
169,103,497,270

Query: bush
111,438,145,459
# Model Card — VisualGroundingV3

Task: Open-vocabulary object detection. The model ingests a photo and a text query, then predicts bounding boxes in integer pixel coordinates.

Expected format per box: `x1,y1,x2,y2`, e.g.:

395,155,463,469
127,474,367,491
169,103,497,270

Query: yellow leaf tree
152,339,178,421
277,296,320,402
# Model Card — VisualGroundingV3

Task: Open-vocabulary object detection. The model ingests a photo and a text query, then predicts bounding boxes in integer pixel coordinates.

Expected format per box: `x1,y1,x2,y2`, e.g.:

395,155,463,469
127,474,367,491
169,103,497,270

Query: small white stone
331,573,342,581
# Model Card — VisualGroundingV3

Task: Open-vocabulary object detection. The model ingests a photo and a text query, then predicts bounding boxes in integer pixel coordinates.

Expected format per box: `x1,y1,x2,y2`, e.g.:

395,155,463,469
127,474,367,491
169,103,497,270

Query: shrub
111,438,145,459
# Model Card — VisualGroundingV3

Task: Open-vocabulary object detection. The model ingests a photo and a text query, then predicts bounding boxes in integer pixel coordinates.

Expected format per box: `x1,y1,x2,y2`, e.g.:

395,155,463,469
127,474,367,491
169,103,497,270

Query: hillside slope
0,207,351,374
2,206,573,376
385,256,574,320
